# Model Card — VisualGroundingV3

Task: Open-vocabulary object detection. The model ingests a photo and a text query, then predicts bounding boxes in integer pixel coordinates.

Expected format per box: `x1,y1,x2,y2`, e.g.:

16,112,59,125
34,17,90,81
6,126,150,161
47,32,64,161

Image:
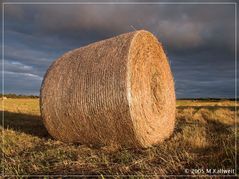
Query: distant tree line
0,93,39,98
178,98,238,101
0,93,237,100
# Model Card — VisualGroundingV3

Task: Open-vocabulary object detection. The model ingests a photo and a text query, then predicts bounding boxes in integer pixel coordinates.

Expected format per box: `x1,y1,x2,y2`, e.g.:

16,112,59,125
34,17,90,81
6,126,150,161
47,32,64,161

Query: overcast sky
0,1,237,98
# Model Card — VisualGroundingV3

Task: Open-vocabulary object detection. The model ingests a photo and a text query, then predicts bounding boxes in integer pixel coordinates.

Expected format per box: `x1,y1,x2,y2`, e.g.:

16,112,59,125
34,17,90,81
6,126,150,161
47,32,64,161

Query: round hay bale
40,30,176,148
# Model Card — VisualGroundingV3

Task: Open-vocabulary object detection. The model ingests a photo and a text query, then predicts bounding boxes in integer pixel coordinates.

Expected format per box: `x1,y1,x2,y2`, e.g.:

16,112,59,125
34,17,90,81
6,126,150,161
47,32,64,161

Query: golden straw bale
40,30,176,148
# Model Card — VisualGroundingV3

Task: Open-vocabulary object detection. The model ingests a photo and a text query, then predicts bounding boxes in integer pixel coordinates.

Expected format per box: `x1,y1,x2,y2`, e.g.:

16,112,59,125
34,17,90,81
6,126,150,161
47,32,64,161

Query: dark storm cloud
1,2,237,97
4,3,235,51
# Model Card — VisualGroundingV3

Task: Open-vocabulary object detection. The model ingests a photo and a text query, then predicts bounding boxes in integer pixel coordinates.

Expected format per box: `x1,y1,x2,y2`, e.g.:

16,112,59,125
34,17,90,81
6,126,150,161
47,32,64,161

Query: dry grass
0,98,238,176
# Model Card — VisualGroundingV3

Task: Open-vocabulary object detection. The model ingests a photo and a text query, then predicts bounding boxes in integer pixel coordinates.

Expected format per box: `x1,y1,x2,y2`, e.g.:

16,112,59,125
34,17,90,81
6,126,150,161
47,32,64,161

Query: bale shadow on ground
0,111,51,139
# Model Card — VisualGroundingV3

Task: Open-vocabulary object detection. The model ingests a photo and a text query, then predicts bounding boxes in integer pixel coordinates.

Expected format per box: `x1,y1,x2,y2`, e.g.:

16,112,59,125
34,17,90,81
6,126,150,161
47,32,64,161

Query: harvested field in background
0,98,238,176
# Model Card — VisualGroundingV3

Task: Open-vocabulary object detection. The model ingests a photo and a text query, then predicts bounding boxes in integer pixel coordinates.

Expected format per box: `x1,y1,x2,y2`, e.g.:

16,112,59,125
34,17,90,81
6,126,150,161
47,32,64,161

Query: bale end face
127,30,176,147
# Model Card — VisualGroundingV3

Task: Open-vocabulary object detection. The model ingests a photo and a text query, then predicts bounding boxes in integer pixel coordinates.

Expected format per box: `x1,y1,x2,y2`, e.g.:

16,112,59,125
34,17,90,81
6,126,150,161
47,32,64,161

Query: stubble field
0,98,238,177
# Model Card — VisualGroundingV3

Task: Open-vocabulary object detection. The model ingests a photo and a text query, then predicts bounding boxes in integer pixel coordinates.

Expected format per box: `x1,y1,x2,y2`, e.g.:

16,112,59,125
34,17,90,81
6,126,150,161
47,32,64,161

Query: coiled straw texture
40,30,176,148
